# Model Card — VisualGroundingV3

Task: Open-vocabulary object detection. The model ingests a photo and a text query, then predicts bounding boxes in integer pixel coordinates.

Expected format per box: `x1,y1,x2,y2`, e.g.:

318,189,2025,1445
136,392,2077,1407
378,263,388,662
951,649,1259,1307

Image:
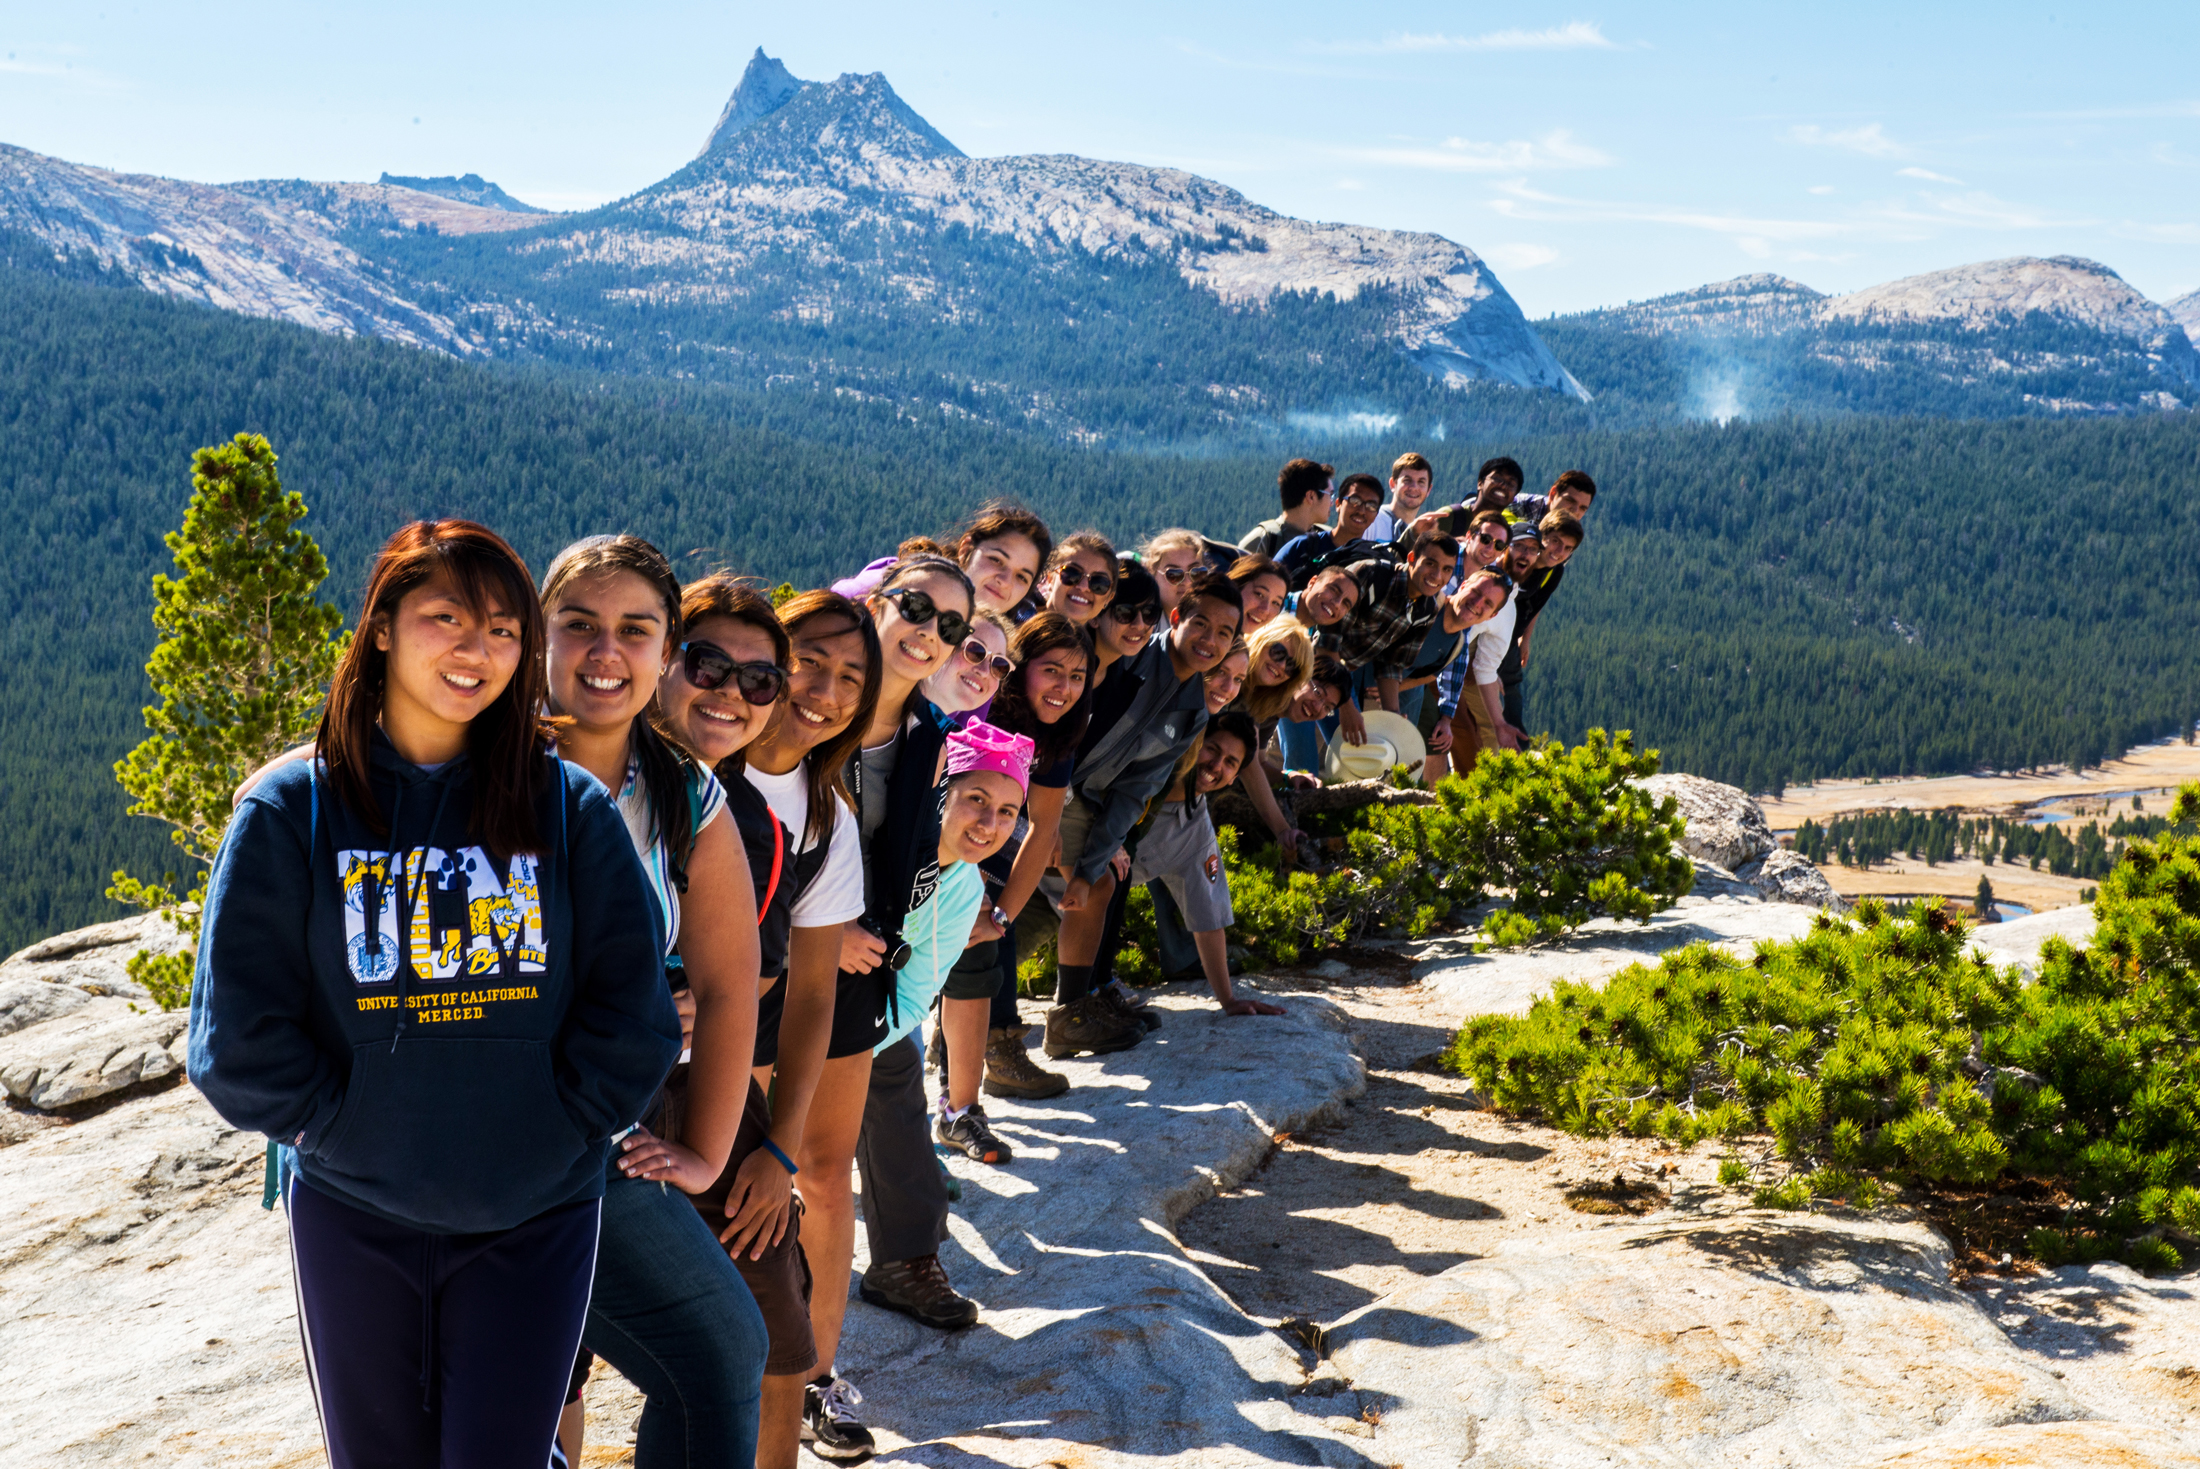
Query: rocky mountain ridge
375,171,546,213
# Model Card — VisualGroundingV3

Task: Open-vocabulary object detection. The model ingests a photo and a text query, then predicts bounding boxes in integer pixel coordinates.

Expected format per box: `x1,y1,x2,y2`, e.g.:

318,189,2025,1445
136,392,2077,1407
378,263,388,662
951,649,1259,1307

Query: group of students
183,447,1594,1469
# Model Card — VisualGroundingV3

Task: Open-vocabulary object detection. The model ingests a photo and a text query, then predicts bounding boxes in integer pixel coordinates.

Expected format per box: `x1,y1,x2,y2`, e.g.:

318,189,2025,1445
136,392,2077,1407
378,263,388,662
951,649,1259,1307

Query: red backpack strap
758,811,787,920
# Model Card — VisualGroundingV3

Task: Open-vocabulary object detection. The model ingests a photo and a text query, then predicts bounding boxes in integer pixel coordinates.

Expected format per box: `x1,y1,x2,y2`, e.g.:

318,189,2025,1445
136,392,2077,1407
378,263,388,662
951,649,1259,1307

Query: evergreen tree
108,434,347,1009
1975,872,1996,917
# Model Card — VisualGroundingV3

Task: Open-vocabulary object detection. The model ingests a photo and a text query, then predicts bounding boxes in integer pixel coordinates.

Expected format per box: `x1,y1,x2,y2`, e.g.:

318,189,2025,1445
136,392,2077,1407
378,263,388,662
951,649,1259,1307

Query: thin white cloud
1896,191,2090,230
1791,123,1909,159
1334,129,1610,173
2111,221,2200,244
1315,21,1619,55
1808,185,1837,195
1483,243,1560,271
1487,181,1855,243
1897,167,1964,184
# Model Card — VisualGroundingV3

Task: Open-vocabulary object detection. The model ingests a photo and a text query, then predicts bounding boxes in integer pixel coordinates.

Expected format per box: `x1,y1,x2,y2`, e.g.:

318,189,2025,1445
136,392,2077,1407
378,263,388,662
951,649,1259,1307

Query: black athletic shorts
753,966,888,1066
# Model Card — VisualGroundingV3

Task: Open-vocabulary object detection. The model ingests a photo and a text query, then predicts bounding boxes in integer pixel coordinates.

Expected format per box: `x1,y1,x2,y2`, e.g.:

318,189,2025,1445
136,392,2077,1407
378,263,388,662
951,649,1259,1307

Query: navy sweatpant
287,1174,600,1469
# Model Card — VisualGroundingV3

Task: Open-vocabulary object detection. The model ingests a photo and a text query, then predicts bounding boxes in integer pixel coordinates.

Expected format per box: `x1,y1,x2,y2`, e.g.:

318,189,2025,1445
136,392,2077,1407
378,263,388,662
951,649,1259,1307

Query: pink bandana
943,719,1035,796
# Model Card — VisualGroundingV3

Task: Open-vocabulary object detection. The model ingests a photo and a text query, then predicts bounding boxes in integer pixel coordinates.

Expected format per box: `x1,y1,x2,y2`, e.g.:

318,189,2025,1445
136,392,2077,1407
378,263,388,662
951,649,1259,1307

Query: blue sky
3,2,2195,316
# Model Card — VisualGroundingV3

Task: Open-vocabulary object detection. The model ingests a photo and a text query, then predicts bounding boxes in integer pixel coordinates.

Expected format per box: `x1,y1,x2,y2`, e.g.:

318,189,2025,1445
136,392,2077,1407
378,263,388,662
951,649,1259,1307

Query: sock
1055,961,1094,1005
942,1101,970,1123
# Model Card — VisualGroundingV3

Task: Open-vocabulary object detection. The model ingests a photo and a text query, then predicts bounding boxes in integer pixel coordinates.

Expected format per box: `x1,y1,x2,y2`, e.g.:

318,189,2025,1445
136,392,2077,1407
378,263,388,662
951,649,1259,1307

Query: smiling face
1195,730,1250,794
1409,545,1458,599
1467,521,1510,569
924,618,1010,714
1096,600,1158,662
869,569,972,689
1389,467,1432,518
1039,549,1115,625
1290,679,1342,723
1549,485,1594,519
1253,638,1299,690
1476,469,1522,509
964,533,1042,617
546,568,670,736
376,573,525,749
657,612,781,764
1022,643,1090,724
758,616,871,761
1459,577,1510,626
1238,571,1287,630
1204,646,1249,715
1539,534,1580,570
939,770,1025,867
1150,545,1203,611
1301,568,1360,627
1507,536,1544,581
1170,593,1243,677
1336,488,1382,542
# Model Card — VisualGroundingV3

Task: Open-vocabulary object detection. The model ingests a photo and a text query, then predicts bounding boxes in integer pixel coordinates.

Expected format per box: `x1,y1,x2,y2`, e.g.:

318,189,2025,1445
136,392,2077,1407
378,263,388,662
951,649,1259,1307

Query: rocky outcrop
1332,1210,2200,1468
1639,773,1849,911
375,171,547,214
1640,772,1779,870
0,910,185,1000
695,46,812,157
1734,846,1847,910
0,998,188,1109
1821,254,2189,346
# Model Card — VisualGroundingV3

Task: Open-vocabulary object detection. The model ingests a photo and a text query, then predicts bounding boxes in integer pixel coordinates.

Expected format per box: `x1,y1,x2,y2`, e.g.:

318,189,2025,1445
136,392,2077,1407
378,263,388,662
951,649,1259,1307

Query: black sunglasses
681,641,787,705
1053,563,1116,598
879,587,971,646
957,638,1014,680
1107,601,1161,626
1155,564,1189,584
1473,530,1509,546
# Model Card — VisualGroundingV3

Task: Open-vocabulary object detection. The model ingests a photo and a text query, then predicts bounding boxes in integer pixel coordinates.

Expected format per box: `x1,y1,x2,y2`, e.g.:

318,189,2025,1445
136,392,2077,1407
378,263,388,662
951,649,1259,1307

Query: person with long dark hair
190,520,679,1468
536,536,772,1469
656,580,884,1466
933,612,1095,1137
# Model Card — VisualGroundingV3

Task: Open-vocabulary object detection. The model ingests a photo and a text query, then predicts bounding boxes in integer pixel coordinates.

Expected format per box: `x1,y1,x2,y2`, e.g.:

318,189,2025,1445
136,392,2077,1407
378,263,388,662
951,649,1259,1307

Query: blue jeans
1279,712,1337,773
584,1171,769,1469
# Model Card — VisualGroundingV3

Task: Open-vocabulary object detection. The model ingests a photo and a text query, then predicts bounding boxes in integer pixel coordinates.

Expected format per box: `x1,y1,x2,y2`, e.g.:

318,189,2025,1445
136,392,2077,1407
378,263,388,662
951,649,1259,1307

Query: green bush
1447,783,2200,1272
1220,729,1692,965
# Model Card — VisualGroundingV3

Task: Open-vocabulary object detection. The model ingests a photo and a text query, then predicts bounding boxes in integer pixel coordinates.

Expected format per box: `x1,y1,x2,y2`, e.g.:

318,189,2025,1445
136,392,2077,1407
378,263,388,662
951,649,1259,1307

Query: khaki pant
1449,681,1501,773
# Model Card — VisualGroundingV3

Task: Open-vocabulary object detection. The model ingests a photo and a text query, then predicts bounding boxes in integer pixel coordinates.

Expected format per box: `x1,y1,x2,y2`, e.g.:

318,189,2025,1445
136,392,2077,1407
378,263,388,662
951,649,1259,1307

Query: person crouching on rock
188,519,680,1469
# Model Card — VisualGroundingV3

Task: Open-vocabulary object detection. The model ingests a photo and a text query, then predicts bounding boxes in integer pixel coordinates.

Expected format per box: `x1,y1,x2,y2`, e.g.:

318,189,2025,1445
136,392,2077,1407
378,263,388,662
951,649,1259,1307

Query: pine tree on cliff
109,433,347,1009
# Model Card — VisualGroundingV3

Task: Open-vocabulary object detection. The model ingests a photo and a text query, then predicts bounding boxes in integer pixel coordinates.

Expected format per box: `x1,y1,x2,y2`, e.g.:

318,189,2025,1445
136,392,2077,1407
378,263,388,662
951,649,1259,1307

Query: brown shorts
688,1078,819,1379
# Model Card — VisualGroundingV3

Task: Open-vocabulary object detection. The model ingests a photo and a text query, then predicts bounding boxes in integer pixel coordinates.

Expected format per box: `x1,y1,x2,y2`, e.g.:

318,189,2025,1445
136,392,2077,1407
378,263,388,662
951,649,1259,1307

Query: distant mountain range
0,48,2194,435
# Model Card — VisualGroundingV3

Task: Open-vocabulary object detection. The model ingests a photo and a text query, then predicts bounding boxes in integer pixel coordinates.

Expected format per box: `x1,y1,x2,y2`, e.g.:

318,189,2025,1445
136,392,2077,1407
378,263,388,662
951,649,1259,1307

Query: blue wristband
761,1138,799,1176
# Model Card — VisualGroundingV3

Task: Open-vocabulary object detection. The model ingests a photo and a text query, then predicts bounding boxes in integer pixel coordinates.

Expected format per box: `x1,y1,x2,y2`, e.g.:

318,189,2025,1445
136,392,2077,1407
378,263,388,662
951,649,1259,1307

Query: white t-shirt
617,759,728,956
742,762,866,929
1466,591,1519,685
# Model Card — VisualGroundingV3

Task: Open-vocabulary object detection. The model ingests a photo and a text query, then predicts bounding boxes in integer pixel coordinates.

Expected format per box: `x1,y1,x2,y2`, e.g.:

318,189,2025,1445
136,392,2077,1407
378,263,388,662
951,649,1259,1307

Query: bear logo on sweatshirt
339,846,546,984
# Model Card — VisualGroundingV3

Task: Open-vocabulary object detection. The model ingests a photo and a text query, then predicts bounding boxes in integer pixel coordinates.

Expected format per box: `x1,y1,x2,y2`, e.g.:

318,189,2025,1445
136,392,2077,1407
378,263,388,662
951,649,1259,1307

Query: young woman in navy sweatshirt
188,520,680,1469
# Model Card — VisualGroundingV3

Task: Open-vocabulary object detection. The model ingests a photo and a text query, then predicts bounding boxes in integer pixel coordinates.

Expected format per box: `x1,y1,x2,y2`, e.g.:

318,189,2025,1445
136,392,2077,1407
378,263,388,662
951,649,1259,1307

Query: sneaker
937,1102,1014,1164
859,1253,980,1330
1100,978,1163,1032
983,1025,1069,1099
801,1373,876,1461
1042,994,1145,1059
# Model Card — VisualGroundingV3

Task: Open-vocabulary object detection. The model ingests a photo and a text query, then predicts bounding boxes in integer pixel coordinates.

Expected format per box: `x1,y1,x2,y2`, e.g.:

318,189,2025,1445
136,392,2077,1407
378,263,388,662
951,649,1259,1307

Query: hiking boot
936,1102,1015,1164
1042,994,1145,1059
1100,978,1163,1032
859,1253,979,1330
983,1025,1069,1099
801,1373,876,1461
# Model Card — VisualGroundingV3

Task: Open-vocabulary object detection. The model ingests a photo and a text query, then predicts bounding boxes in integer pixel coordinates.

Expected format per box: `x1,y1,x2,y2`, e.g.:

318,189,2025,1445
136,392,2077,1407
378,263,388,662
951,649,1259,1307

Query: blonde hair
1238,616,1312,725
1142,527,1204,562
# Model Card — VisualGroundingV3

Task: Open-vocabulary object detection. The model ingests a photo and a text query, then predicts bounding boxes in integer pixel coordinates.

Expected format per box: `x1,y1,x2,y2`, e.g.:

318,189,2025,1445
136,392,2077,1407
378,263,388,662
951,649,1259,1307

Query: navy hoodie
188,733,680,1235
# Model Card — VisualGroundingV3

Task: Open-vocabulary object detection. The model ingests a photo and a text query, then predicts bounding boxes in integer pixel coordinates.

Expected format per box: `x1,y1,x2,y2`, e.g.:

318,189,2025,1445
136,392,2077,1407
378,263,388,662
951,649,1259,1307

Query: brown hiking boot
859,1253,979,1330
983,1025,1069,1099
1043,994,1145,1059
1098,978,1163,1032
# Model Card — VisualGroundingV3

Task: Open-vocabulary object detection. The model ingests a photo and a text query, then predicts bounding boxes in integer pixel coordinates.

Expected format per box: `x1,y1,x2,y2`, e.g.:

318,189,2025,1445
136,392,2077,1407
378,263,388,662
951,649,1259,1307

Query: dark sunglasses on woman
680,641,788,705
1107,601,1161,627
957,638,1014,680
879,587,972,645
1053,563,1115,598
1154,564,1189,584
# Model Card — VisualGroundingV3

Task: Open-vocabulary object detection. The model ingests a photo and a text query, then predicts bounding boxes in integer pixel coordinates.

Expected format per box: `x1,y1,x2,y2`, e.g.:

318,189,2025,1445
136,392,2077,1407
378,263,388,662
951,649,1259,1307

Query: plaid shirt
1315,558,1440,683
